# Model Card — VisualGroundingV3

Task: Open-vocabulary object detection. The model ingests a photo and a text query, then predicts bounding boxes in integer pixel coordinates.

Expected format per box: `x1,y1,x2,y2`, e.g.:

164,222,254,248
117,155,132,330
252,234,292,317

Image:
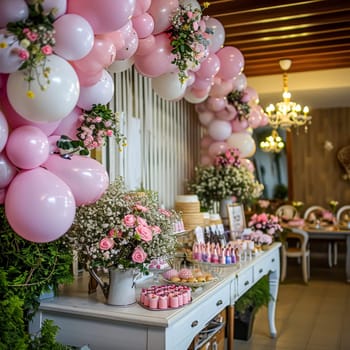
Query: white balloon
152,72,187,101
77,69,114,110
232,73,247,91
0,110,9,153
184,88,208,104
108,57,135,74
7,54,80,123
226,132,256,158
54,14,94,60
207,119,232,141
179,0,201,10
0,30,24,74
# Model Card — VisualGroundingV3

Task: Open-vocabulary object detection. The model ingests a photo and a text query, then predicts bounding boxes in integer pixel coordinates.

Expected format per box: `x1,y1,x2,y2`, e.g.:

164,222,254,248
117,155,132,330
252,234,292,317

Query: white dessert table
29,243,281,350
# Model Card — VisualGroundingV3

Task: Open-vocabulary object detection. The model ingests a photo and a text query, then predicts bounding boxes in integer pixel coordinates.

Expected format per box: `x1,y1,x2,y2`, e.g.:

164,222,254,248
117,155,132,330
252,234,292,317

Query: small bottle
225,249,232,264
220,248,226,264
211,248,219,264
231,248,236,264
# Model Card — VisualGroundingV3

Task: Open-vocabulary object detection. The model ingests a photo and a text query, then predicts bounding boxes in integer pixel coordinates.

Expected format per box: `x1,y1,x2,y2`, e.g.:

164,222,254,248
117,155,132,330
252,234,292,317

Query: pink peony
135,204,148,212
136,225,153,242
106,129,113,136
26,31,38,42
132,246,147,263
17,49,29,60
123,214,136,227
99,237,114,250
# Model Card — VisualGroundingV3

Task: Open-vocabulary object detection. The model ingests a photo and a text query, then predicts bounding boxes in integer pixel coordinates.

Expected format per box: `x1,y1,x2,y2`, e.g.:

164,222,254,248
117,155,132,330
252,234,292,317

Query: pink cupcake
162,269,178,280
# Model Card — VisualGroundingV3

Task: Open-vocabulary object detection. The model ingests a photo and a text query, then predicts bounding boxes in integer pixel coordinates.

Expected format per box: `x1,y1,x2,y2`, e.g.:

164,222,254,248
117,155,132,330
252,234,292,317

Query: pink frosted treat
162,269,178,280
178,268,193,280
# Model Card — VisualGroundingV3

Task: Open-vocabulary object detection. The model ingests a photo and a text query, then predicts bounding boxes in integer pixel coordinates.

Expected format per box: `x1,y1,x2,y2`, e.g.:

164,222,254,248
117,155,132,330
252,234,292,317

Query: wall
105,67,202,208
289,107,350,208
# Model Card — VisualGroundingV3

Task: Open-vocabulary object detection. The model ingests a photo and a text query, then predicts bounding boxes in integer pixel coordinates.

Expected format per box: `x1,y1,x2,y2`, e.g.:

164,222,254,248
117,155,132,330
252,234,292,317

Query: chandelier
265,59,312,132
260,130,285,153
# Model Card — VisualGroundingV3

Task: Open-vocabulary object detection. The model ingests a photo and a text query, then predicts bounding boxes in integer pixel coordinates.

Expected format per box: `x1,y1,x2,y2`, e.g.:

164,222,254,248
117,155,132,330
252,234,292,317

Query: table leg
346,236,350,282
227,305,234,350
268,266,279,337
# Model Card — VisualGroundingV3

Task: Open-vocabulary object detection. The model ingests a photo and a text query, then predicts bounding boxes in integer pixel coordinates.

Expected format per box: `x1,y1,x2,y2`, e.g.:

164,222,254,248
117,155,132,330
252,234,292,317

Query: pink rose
132,246,147,263
152,225,161,234
137,216,147,226
158,208,171,217
108,228,116,237
135,204,148,212
41,44,53,55
95,116,102,123
99,237,114,250
106,129,113,136
26,31,38,42
123,214,136,227
17,49,29,60
136,225,153,242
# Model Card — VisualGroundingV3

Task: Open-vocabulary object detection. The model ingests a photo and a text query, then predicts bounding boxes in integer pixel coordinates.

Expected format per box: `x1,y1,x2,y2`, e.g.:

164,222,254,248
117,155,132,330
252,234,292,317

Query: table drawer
168,284,230,348
236,267,254,296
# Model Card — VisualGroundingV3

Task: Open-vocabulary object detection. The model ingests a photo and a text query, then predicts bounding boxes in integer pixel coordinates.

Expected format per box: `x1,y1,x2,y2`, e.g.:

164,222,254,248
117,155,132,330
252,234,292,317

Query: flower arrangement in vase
248,213,283,247
188,148,264,211
65,177,178,275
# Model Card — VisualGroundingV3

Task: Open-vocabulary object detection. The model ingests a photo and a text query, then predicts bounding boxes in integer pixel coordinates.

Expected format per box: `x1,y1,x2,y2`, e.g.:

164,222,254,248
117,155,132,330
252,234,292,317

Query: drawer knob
191,320,199,328
259,268,263,273
216,300,223,306
244,280,249,286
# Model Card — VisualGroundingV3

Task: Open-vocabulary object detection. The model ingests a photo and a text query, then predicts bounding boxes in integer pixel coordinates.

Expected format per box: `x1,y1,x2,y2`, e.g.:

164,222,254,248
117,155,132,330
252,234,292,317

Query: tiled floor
231,245,350,350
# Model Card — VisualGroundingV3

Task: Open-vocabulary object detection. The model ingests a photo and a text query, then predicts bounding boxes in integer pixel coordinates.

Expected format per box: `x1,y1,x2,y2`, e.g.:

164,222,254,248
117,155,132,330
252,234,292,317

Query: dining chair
275,205,298,221
336,205,350,228
303,205,336,267
281,227,310,284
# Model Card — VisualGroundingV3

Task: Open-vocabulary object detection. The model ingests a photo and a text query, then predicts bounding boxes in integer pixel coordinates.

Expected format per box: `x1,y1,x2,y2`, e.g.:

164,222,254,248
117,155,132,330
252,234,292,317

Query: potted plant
234,275,272,340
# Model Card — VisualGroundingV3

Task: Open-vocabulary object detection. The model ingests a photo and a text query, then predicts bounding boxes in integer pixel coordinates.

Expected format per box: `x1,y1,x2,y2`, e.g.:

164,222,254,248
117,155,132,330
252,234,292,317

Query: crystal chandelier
265,59,312,132
260,130,285,153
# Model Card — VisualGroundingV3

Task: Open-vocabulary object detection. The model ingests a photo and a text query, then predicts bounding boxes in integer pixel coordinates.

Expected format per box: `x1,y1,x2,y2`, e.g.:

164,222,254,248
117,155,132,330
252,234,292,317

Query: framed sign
227,203,246,233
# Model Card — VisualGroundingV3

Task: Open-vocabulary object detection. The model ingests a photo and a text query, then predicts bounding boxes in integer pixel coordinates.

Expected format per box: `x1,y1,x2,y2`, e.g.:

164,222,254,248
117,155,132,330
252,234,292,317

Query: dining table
286,221,350,282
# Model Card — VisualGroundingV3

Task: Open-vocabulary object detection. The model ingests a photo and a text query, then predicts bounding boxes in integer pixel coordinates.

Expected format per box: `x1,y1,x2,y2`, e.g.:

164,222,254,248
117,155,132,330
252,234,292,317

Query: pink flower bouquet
248,213,283,245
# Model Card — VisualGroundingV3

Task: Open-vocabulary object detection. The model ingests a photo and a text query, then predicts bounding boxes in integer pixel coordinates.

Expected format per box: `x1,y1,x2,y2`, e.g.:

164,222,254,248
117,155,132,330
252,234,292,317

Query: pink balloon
242,86,259,104
53,107,82,139
6,126,49,169
0,0,28,29
134,33,175,77
54,14,94,61
136,35,156,56
205,17,225,53
216,105,237,121
191,76,213,91
0,187,5,204
0,152,17,188
195,102,208,114
133,0,152,16
209,79,234,98
231,118,249,132
206,97,226,112
240,158,255,173
195,53,220,79
198,111,214,126
132,13,154,39
43,154,109,206
200,155,212,166
71,65,103,87
5,167,76,243
0,87,60,135
190,86,211,99
48,135,60,154
148,0,179,34
0,110,9,153
216,46,245,80
77,69,114,110
207,119,232,141
208,141,228,157
260,112,270,127
99,31,125,52
200,135,214,149
67,0,135,34
115,28,139,60
247,105,262,128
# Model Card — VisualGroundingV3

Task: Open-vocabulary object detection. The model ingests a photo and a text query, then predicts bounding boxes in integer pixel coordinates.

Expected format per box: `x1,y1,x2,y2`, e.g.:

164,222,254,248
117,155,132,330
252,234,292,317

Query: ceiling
204,0,350,108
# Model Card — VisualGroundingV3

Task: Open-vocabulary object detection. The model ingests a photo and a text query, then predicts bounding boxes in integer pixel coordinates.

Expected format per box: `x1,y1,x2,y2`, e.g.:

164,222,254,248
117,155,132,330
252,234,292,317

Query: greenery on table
0,205,74,349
